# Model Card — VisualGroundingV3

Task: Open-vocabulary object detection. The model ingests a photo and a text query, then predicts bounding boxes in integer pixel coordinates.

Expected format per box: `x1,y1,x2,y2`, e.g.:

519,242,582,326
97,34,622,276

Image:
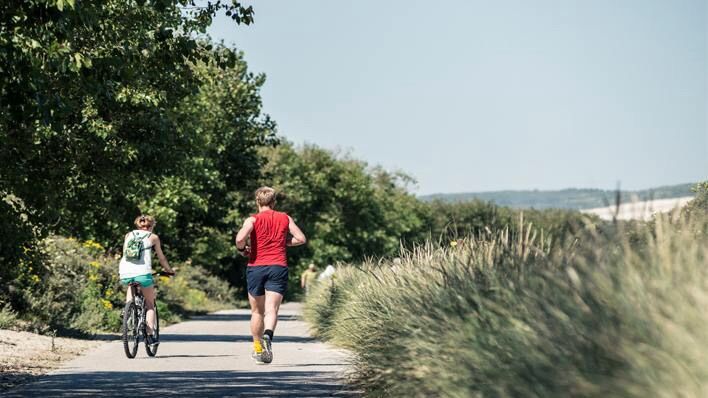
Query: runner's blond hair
255,187,277,207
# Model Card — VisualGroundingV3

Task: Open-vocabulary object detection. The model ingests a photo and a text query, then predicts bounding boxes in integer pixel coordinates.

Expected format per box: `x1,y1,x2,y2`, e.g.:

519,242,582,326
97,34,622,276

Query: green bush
305,214,708,397
0,304,18,329
680,181,708,235
158,260,239,322
424,199,600,250
0,193,42,309
15,236,237,335
17,236,116,334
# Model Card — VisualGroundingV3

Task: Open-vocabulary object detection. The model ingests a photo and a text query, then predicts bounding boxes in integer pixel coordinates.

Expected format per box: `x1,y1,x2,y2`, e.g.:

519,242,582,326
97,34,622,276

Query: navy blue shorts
247,265,289,296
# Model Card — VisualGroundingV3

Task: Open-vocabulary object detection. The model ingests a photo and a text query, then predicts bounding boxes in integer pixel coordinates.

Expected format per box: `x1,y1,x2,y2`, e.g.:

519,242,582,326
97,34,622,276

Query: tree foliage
0,0,271,304
0,0,257,237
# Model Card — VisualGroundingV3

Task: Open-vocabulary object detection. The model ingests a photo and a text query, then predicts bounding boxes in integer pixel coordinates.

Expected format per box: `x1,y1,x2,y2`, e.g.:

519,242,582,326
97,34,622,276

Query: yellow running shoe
251,339,265,364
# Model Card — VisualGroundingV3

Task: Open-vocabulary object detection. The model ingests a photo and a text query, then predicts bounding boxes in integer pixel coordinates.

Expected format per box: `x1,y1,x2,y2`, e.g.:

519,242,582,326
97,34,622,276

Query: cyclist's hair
255,186,277,207
134,214,156,229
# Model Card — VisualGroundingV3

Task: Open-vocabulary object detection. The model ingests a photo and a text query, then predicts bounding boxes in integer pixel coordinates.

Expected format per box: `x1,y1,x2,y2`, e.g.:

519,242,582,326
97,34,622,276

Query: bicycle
122,271,173,358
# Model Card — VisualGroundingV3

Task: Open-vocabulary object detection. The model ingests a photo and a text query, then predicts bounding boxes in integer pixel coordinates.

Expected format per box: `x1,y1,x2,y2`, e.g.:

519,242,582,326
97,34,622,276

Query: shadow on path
152,354,235,359
88,315,302,341
2,370,356,397
160,334,317,343
188,314,302,322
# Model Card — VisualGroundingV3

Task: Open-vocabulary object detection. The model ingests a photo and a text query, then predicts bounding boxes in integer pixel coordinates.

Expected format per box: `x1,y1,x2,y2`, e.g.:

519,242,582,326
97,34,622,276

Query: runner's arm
236,217,255,251
152,235,175,274
287,216,307,247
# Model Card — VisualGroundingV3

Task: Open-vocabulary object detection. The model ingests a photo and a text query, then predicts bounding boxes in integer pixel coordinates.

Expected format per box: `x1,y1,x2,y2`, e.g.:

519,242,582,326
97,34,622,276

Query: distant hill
420,183,697,210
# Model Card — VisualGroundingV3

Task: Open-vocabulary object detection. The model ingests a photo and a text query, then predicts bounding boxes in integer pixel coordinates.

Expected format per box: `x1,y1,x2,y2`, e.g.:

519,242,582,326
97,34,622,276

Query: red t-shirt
248,210,289,267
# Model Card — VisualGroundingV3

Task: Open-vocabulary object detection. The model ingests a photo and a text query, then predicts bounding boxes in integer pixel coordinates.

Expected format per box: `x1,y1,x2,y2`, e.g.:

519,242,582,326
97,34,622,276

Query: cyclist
119,215,175,347
236,187,307,364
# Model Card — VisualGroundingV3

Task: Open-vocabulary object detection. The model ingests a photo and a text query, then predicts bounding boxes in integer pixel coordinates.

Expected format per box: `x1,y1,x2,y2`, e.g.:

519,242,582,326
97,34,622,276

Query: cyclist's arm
151,235,175,274
287,216,307,247
236,217,255,251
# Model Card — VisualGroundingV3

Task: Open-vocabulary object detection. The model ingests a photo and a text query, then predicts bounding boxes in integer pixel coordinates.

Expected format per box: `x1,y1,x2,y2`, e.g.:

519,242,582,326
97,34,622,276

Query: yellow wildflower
89,261,100,268
83,240,104,251
100,299,113,310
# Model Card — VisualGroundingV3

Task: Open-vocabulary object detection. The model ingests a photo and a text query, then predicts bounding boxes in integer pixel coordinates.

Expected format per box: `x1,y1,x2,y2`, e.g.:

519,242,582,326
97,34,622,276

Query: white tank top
119,230,154,279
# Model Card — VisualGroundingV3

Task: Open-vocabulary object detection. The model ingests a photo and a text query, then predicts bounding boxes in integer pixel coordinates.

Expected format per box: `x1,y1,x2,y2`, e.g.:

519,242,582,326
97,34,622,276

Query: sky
208,0,708,195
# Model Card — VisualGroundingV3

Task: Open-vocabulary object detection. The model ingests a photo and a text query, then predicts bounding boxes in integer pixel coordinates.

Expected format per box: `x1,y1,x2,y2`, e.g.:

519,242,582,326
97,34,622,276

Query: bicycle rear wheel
145,302,159,357
122,301,139,358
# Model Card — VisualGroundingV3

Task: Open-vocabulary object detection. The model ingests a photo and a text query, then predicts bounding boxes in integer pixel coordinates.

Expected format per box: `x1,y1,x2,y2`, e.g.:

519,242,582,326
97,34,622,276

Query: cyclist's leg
142,286,156,335
122,277,135,302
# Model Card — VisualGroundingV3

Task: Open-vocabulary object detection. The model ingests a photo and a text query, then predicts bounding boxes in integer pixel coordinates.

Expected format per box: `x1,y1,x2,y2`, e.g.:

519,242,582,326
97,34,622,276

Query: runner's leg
248,293,265,342
263,266,288,336
264,290,284,333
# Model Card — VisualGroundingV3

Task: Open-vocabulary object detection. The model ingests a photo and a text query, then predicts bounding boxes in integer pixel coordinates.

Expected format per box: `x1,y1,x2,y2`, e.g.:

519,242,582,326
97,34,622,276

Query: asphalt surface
3,303,355,397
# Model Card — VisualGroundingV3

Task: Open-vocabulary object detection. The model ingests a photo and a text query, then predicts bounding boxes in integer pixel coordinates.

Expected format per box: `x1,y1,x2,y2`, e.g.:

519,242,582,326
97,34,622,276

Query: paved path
3,303,354,397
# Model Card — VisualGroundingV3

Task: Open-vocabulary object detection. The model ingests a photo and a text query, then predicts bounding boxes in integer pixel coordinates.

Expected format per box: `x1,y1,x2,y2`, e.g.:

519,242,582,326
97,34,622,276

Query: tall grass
304,215,708,397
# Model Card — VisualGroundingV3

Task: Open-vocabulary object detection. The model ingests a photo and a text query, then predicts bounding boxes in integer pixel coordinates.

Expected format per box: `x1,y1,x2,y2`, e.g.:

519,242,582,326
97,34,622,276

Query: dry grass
0,329,100,390
305,214,708,397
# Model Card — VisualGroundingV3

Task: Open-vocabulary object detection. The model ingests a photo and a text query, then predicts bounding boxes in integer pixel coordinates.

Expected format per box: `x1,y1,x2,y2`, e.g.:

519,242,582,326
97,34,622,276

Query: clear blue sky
208,0,707,195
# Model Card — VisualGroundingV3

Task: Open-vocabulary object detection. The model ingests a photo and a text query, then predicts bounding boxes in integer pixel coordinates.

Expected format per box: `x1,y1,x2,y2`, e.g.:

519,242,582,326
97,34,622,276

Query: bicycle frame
128,283,146,335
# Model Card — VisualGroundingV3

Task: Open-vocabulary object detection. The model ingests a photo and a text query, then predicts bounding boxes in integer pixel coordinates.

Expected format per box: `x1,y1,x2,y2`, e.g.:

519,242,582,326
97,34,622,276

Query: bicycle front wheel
145,302,160,357
122,301,139,359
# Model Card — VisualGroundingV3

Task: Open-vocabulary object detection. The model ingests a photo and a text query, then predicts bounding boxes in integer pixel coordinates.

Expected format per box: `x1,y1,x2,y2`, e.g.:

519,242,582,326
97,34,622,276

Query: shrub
159,261,239,319
18,236,119,334
0,304,18,329
0,193,42,309
680,181,708,235
424,199,601,251
16,236,237,335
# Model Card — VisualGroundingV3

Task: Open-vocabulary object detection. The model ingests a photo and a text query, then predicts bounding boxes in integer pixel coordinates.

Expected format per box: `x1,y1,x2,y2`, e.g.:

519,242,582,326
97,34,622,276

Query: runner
235,187,307,364
300,263,318,296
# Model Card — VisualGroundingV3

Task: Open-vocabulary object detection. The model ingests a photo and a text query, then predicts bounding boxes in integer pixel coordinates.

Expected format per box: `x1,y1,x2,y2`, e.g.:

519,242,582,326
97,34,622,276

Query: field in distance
420,182,696,210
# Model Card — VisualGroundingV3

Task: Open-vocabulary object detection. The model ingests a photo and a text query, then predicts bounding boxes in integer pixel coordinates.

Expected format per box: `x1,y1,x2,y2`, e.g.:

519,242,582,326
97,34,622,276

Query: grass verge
305,213,708,397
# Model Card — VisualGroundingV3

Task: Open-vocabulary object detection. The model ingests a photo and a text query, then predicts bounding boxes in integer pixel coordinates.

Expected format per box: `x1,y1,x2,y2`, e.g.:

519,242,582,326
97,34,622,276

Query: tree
256,143,428,294
0,0,269,303
144,50,278,277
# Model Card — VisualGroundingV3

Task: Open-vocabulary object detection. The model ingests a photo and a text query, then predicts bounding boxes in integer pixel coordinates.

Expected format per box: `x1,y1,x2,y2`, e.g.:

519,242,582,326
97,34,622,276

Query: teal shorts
120,274,154,288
